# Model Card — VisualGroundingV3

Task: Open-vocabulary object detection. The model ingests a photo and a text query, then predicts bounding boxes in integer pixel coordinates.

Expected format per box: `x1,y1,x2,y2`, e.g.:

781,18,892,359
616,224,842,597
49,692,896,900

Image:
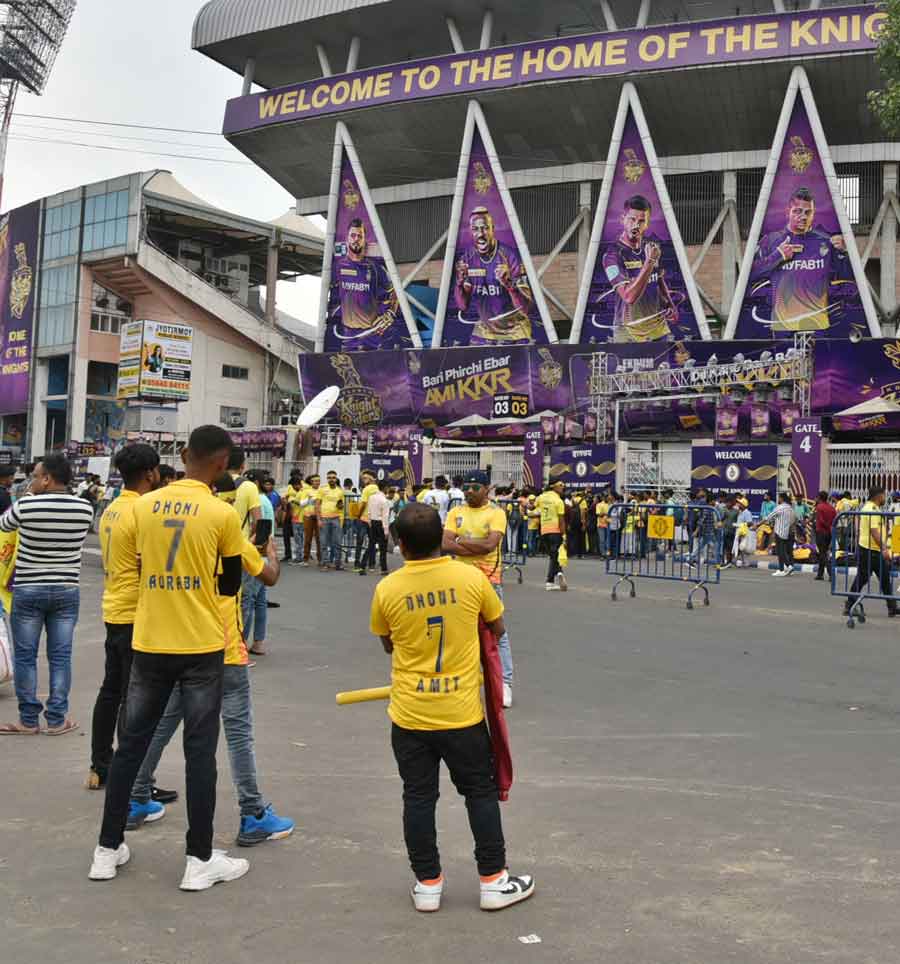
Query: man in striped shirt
0,453,93,735
764,492,797,577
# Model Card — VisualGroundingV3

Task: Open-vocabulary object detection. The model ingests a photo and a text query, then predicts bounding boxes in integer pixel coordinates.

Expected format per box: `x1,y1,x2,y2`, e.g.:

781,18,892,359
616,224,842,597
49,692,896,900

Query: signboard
118,319,193,401
224,7,885,134
434,103,554,347
229,429,287,455
548,444,616,490
318,127,419,352
788,417,823,503
406,430,424,485
492,393,529,420
359,454,406,484
691,444,778,511
816,338,900,434
523,429,544,489
571,87,708,344
726,68,879,339
0,200,39,415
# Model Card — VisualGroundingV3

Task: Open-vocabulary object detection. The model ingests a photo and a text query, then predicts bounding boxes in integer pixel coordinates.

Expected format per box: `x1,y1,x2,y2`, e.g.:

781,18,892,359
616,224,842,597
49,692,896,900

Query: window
838,175,860,226
42,199,81,262
89,282,130,334
38,263,78,346
83,189,129,253
220,406,247,428
90,312,122,334
222,364,249,380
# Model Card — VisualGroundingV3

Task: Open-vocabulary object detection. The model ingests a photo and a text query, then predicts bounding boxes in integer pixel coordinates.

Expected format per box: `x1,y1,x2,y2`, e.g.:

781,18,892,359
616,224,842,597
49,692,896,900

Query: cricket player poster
571,84,709,345
317,123,421,352
726,68,879,340
433,101,556,348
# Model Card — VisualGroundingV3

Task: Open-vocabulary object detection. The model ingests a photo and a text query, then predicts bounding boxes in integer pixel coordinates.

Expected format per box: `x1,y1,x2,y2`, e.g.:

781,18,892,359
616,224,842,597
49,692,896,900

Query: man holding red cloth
370,502,533,913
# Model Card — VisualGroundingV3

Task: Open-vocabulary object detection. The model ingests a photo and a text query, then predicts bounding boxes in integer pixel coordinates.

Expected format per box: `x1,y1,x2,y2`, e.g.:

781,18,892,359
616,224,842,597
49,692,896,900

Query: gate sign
523,429,544,489
788,416,822,503
548,444,616,490
406,430,424,486
691,444,778,512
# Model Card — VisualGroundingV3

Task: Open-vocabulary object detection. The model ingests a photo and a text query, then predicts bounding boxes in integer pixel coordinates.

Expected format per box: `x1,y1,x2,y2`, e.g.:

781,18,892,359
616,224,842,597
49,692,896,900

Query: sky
4,0,321,323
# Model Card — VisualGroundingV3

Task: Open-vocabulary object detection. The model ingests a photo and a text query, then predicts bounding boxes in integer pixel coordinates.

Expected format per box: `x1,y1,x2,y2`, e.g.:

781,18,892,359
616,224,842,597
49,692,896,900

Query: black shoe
152,786,179,804
280,556,291,562
814,575,824,581
266,601,281,609
889,609,899,619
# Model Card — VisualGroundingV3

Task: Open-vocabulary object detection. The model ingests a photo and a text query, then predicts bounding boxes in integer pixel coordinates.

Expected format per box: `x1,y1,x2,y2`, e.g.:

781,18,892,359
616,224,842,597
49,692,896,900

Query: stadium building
188,0,899,494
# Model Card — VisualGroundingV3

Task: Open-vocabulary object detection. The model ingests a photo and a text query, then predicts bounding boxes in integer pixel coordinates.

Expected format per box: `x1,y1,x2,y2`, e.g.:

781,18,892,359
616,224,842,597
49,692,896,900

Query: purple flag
750,404,771,439
577,111,705,344
716,406,738,442
324,148,414,351
0,201,39,415
439,125,548,348
732,95,873,339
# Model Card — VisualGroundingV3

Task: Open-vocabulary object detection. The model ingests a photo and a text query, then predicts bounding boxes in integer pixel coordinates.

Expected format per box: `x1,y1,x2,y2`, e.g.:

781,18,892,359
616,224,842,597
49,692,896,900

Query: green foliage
869,0,900,135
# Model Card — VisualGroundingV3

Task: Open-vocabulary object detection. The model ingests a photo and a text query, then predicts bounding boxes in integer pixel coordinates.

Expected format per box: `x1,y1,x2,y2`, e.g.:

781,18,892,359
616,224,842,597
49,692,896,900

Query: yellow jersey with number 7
370,556,503,731
132,479,247,655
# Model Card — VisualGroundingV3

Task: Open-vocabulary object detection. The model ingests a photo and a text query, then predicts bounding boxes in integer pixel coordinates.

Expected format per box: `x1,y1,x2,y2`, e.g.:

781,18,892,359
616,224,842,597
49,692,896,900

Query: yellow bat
335,686,391,706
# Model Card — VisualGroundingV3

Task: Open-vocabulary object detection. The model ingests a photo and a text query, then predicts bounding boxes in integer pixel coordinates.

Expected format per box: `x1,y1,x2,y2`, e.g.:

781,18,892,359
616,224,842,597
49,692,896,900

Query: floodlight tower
0,1,77,205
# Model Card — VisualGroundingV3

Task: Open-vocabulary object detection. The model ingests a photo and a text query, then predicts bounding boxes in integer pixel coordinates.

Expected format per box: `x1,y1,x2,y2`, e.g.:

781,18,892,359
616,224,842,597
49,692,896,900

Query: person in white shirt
361,481,391,575
423,475,451,524
448,476,465,511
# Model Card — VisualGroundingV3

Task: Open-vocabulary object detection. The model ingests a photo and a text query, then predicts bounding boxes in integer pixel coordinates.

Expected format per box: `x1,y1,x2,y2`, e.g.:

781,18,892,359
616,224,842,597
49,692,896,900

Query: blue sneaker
125,799,166,831
237,806,295,847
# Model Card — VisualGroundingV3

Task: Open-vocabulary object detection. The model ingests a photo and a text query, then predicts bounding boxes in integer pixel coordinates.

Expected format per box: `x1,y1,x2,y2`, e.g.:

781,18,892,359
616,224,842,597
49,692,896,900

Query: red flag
479,617,513,801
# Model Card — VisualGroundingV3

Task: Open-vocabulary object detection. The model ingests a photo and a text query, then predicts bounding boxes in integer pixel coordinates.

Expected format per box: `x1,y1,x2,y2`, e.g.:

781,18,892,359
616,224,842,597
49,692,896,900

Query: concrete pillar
446,17,465,53
241,58,256,96
577,182,592,283
882,163,898,316
316,44,332,76
265,230,280,324
70,356,88,443
721,171,738,314
29,358,48,459
346,36,360,72
479,10,493,48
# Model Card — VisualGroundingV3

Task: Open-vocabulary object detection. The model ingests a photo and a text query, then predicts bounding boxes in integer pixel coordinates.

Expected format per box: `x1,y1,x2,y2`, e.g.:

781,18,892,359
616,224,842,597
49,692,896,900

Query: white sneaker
179,850,250,891
771,569,784,577
557,572,568,592
480,870,535,911
784,567,794,576
545,582,559,591
89,843,130,881
411,874,443,912
502,683,512,709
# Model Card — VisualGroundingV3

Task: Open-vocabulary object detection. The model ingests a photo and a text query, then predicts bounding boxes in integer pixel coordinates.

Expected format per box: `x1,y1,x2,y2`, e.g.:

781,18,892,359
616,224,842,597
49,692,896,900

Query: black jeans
775,534,793,571
354,521,369,569
90,623,134,778
545,533,563,583
99,650,224,859
815,530,832,579
281,518,293,560
849,548,897,612
391,722,505,880
365,520,388,572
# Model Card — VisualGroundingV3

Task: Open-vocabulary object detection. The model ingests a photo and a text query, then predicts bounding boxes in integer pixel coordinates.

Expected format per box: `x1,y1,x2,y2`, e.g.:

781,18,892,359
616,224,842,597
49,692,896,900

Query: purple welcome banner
224,7,884,134
0,201,39,416
691,444,778,512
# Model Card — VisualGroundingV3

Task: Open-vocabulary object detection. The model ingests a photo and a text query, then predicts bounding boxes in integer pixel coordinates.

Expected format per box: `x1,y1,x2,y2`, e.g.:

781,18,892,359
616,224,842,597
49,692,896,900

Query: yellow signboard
648,515,675,541
891,524,900,556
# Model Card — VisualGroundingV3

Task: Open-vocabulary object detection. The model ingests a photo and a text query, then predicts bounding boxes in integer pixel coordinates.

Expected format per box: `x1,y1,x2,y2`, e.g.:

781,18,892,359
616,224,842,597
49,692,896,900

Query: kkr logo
341,178,360,210
788,136,814,173
622,148,645,184
472,162,493,196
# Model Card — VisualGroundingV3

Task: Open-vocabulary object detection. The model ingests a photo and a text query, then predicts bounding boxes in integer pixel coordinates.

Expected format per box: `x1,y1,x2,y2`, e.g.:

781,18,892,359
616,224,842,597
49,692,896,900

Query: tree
869,0,900,136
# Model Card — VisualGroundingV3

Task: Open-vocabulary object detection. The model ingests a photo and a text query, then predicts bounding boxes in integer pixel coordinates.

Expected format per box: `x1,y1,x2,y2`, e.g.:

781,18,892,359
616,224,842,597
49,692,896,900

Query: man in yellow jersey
316,470,345,570
535,481,567,591
126,471,291,849
595,491,610,558
299,473,321,566
525,493,539,555
282,470,304,562
90,426,271,890
354,469,378,573
846,485,897,618
226,446,261,540
87,444,167,793
370,503,534,914
442,470,514,707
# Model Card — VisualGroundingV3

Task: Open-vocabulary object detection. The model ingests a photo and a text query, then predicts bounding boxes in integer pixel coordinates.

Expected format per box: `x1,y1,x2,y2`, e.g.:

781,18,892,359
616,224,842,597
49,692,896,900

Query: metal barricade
606,503,722,610
830,510,899,628
502,548,526,585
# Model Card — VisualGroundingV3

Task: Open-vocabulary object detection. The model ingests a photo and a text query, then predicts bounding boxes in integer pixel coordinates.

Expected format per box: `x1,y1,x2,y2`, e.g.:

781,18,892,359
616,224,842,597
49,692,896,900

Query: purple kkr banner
360,454,406,485
579,112,704,344
324,149,412,351
523,429,544,489
411,346,532,423
732,98,870,339
0,201,39,415
224,8,884,134
691,444,778,511
814,339,900,433
548,444,616,490
716,406,739,442
789,416,823,503
440,127,548,348
750,403,771,439
230,429,287,454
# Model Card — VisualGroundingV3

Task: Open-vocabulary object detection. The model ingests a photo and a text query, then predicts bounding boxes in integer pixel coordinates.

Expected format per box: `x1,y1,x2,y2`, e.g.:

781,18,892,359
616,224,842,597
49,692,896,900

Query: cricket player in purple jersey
326,218,403,350
748,188,852,332
601,195,679,343
454,207,533,344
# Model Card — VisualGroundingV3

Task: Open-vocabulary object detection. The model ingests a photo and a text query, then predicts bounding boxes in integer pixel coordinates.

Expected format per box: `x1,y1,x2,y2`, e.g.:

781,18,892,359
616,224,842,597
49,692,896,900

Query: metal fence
828,445,900,501
491,448,525,488
830,510,899,628
606,502,722,610
431,448,481,483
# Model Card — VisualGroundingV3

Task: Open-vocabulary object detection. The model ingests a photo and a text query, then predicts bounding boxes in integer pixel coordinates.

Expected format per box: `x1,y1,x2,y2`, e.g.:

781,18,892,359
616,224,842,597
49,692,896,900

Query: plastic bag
558,544,569,568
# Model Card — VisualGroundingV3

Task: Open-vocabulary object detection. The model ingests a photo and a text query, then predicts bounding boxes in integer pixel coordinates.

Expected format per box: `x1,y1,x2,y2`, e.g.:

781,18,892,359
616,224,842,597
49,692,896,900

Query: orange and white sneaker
411,874,444,912
479,870,535,911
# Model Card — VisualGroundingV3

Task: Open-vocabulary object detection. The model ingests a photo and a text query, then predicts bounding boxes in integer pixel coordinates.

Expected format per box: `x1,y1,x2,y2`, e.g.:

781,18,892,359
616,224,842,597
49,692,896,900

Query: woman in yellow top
595,494,610,557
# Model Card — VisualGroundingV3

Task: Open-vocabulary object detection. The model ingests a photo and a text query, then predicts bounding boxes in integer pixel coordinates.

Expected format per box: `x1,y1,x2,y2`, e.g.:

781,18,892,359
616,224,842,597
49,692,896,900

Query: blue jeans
240,572,267,644
598,527,608,556
132,664,266,817
292,520,304,561
493,584,513,685
11,584,80,728
526,529,538,555
321,517,342,566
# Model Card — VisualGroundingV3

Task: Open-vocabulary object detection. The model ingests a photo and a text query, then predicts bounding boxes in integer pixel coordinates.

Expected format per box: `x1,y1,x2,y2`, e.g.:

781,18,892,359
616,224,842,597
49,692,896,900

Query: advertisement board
139,320,193,400
548,444,616,490
691,444,778,511
0,200,39,415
